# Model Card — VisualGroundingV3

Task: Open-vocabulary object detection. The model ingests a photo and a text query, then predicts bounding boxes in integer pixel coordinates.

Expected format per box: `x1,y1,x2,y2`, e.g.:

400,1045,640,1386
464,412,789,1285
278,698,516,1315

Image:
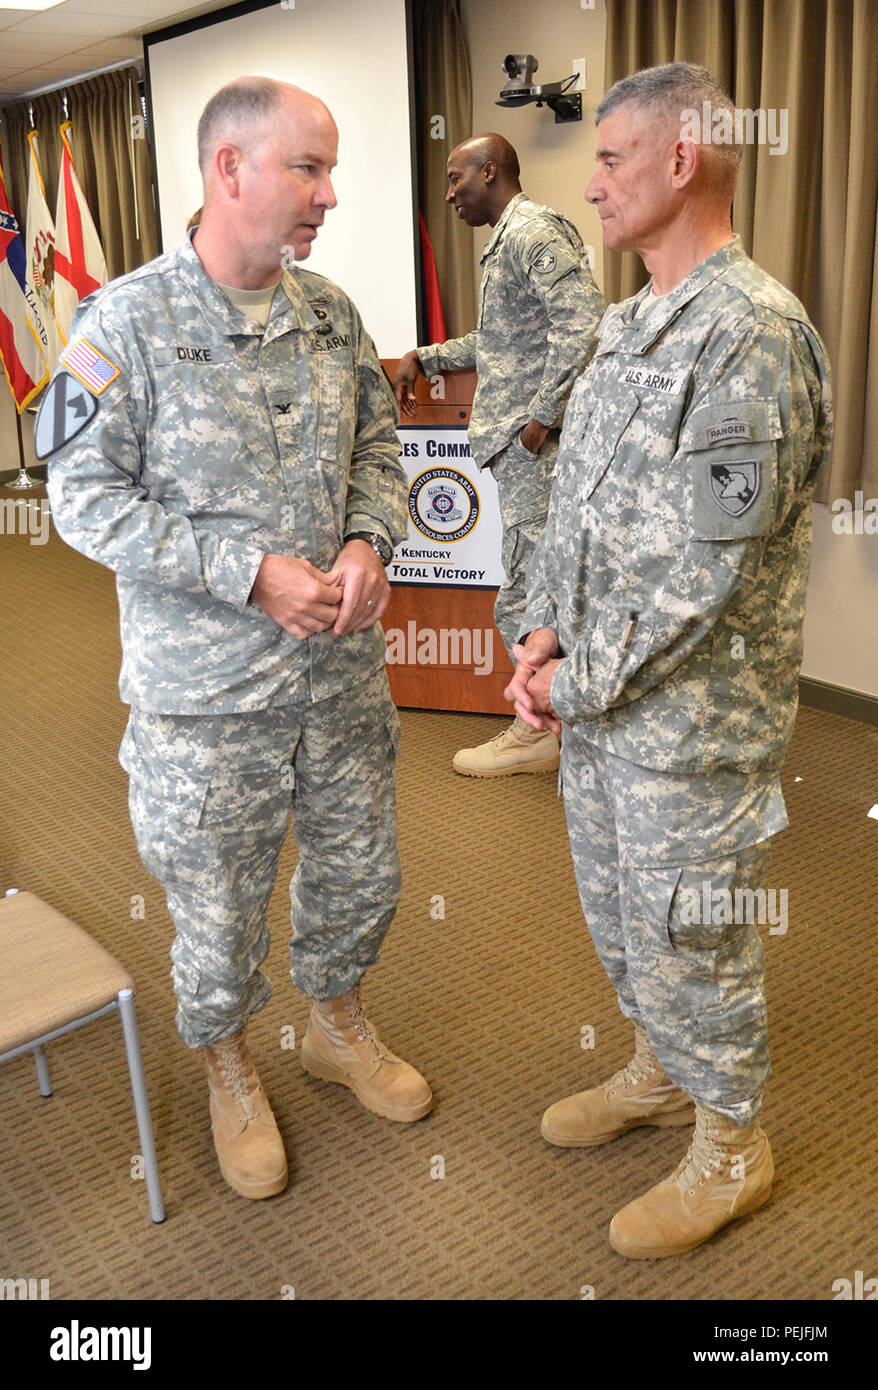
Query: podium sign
391,425,503,588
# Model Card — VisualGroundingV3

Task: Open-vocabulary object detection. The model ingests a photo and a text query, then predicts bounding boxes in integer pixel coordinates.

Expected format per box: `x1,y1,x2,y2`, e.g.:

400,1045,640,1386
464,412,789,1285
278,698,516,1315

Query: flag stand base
4,466,41,490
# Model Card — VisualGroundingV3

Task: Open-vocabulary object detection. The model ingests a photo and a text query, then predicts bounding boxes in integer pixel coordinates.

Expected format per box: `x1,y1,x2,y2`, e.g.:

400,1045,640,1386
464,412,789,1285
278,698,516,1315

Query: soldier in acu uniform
507,65,832,1258
395,134,604,777
38,78,433,1202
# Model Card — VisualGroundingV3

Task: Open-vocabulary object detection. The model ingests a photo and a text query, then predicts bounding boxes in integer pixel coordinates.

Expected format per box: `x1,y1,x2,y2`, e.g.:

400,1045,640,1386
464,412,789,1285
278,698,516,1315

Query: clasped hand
250,540,389,640
503,628,564,733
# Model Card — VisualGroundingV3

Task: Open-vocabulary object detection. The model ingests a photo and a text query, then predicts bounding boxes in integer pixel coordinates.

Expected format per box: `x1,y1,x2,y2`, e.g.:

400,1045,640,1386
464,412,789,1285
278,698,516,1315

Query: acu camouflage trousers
561,726,790,1124
119,665,402,1048
489,429,559,659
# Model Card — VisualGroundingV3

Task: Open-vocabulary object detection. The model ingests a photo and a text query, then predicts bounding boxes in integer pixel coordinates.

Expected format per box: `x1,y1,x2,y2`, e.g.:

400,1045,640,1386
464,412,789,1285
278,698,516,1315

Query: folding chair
0,889,165,1223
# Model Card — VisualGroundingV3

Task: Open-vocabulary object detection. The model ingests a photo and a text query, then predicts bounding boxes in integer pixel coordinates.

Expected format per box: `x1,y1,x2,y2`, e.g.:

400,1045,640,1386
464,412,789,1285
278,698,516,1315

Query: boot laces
488,725,518,747
605,1028,659,1095
345,986,386,1061
214,1040,258,1121
672,1107,724,1191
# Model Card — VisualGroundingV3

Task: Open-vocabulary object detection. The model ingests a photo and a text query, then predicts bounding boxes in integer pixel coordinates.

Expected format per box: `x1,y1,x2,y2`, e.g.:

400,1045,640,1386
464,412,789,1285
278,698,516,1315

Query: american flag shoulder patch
63,338,121,395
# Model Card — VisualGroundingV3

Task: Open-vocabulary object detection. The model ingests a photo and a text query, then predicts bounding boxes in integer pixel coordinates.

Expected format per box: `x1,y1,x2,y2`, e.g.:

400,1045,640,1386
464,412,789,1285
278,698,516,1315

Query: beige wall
802,507,878,699
461,0,607,288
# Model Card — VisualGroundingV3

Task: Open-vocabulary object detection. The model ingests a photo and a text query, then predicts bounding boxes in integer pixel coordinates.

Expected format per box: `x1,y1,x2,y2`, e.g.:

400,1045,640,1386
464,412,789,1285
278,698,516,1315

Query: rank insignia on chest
709,461,759,516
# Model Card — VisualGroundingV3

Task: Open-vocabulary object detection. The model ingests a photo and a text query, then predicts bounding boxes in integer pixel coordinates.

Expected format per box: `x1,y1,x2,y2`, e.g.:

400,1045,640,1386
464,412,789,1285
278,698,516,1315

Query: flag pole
4,405,40,490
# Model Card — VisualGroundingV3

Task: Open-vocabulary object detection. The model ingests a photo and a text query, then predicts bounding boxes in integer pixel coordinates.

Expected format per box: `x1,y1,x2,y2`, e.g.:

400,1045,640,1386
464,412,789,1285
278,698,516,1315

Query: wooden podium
381,361,513,714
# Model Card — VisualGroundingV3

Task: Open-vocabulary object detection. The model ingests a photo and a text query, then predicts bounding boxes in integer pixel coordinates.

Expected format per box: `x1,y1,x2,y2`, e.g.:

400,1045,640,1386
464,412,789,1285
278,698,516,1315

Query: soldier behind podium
395,134,604,778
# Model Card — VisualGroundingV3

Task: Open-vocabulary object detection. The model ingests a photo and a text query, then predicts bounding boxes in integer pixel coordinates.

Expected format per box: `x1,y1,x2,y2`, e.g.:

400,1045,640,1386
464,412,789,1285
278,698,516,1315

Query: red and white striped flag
0,140,48,410
54,119,108,341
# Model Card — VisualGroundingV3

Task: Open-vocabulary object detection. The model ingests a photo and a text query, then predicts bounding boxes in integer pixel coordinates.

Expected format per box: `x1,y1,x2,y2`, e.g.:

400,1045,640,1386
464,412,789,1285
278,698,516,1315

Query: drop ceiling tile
0,32,82,52
61,0,213,17
0,12,40,31
3,14,150,37
0,47,81,64
72,38,144,60
0,78,44,96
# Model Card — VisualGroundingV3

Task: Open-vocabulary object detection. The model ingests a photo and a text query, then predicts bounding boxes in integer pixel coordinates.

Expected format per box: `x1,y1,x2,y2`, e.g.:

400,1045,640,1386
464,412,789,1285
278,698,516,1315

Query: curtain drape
0,65,158,282
411,0,476,339
603,0,877,498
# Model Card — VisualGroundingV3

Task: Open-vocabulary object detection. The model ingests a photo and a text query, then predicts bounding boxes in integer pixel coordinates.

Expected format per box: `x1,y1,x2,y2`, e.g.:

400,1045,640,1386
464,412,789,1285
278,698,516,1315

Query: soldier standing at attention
506,64,832,1258
40,77,433,1202
394,134,604,778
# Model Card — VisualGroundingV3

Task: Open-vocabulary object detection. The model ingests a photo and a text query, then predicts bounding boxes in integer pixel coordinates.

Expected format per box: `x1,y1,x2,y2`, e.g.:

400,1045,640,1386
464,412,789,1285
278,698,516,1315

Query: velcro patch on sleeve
527,240,557,275
690,448,776,540
33,371,99,459
63,338,121,395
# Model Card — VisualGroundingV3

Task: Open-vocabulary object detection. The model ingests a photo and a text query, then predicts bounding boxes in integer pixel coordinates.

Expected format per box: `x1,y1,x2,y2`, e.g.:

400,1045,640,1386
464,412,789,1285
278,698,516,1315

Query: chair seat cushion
0,893,134,1053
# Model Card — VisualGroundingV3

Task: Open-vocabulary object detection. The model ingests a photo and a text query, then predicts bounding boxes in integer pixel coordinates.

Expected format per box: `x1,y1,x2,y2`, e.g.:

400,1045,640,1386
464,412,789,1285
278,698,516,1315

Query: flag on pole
54,119,108,342
25,128,64,374
418,209,447,345
0,140,49,411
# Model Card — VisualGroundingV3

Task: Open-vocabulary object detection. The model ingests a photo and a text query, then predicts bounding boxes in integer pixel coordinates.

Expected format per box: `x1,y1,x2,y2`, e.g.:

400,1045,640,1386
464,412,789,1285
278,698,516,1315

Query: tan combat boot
300,983,433,1122
452,714,560,778
541,1023,695,1146
609,1102,774,1259
204,1028,288,1199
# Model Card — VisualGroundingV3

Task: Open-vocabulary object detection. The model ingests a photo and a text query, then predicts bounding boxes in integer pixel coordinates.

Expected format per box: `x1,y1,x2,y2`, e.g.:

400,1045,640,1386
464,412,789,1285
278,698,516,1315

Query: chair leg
33,1044,52,1097
117,988,166,1223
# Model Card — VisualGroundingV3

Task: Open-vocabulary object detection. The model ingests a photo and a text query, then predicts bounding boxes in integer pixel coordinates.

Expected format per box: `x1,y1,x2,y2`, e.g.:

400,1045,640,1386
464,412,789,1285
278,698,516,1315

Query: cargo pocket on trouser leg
120,715,212,889
624,849,771,1118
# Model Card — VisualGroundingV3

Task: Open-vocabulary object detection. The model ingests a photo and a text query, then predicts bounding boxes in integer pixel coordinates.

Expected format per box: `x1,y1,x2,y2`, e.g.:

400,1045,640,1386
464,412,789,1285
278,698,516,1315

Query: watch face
346,532,392,564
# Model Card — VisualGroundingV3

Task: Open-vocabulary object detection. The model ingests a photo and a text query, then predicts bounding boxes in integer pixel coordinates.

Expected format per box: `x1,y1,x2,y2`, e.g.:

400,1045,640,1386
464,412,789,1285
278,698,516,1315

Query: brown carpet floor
1,504,877,1301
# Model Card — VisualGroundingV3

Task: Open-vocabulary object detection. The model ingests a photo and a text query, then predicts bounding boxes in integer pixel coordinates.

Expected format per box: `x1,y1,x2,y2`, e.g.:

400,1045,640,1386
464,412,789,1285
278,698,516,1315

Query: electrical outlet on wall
582,244,596,271
572,58,586,92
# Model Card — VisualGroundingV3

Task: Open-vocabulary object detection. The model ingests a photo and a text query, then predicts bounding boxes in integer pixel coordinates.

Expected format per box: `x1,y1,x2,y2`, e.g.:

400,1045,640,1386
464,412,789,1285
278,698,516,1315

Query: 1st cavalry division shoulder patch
34,371,98,459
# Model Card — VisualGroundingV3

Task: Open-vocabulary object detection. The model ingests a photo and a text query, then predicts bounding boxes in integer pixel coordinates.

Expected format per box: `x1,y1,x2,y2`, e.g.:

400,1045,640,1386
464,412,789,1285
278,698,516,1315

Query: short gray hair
597,62,741,183
197,76,284,176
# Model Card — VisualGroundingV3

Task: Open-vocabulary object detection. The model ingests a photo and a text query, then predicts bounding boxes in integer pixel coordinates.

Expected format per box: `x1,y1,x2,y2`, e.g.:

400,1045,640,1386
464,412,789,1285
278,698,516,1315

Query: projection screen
144,0,418,356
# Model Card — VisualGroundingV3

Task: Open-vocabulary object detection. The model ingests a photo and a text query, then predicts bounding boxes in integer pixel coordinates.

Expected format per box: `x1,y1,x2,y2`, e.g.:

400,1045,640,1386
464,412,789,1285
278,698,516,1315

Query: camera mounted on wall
496,54,582,124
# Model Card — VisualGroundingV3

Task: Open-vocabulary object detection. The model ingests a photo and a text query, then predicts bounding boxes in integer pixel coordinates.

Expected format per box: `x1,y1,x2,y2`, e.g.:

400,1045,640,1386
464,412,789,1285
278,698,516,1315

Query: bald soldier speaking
40,78,432,1201
395,135,604,778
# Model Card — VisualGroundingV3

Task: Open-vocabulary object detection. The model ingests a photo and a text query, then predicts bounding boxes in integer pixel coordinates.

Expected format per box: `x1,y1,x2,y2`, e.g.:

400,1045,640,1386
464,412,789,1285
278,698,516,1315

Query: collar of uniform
263,269,323,344
480,191,528,262
597,234,747,356
175,230,321,338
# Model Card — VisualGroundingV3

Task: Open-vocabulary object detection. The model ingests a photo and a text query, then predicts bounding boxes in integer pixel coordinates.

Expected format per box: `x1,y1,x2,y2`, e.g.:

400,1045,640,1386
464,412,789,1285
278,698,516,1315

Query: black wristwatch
344,531,394,566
